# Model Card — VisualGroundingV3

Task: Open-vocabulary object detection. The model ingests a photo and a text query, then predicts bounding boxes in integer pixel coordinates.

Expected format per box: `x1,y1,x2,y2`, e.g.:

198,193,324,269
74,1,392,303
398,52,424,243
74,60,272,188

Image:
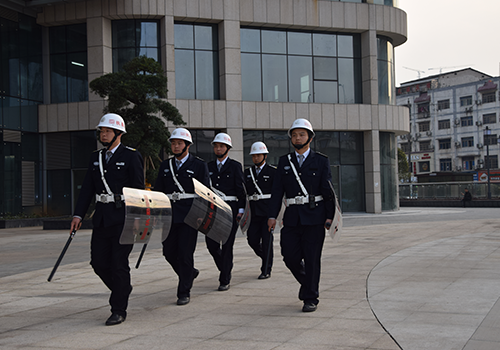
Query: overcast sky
395,0,500,86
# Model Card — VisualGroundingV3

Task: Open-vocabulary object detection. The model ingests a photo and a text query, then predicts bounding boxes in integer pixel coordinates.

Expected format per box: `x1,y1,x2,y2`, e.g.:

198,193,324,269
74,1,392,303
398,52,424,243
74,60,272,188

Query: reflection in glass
288,32,312,55
47,169,72,216
314,81,338,104
341,165,365,212
262,30,286,54
262,55,287,102
195,51,218,100
175,24,194,49
288,56,313,102
191,129,219,162
3,143,22,214
175,50,195,99
340,131,363,165
138,22,158,47
175,23,219,100
68,52,88,102
314,57,337,80
241,28,361,104
314,131,340,164
240,28,261,53
138,47,159,61
338,35,354,57
113,20,136,48
313,33,337,57
71,131,97,168
20,101,38,132
50,24,88,103
4,97,21,130
380,132,397,210
112,20,159,72
338,58,361,104
241,53,262,101
377,36,395,105
195,25,217,50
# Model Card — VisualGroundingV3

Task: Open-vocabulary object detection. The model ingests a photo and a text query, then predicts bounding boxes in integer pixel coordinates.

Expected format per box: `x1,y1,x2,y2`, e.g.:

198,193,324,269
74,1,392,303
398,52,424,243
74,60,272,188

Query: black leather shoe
105,313,125,326
258,272,270,280
302,302,317,313
177,297,190,305
193,268,199,280
218,284,230,291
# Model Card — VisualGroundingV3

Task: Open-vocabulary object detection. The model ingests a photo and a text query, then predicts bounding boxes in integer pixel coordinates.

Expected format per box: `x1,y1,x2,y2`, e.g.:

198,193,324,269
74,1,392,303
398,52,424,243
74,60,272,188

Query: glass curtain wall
112,20,160,72
243,130,365,212
1,11,43,215
174,23,219,100
380,132,398,210
46,131,97,216
241,28,362,104
50,24,88,103
377,36,395,105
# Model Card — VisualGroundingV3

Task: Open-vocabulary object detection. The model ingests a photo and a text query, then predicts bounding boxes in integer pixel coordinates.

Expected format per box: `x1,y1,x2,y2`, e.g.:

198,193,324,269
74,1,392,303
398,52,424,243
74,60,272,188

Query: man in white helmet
206,132,246,291
244,142,276,279
70,113,144,325
268,119,335,313
154,128,209,306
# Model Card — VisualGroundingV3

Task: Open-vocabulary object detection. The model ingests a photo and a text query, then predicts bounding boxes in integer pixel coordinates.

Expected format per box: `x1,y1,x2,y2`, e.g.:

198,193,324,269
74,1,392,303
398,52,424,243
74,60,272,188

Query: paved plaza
1,207,500,349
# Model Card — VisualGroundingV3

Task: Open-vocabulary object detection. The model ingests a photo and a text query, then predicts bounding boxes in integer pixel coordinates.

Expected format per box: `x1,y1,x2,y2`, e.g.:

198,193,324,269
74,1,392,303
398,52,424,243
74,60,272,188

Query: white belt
285,195,323,206
248,194,271,201
95,194,124,203
220,195,238,202
167,192,198,201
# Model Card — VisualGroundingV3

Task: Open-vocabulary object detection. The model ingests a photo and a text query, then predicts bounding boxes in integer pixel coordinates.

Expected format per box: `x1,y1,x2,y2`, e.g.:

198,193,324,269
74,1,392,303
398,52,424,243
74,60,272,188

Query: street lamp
484,126,491,199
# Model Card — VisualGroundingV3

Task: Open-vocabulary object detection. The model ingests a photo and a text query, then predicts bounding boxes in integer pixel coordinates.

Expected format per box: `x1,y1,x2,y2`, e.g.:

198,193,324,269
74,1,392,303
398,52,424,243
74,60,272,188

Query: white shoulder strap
249,167,264,195
98,149,114,195
169,158,186,193
287,154,308,196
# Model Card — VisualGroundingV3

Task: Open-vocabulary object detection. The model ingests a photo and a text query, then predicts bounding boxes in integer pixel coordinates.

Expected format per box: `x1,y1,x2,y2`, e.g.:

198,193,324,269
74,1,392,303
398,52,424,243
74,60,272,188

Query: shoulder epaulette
316,151,328,158
268,164,277,169
126,146,137,151
195,156,205,162
94,148,105,153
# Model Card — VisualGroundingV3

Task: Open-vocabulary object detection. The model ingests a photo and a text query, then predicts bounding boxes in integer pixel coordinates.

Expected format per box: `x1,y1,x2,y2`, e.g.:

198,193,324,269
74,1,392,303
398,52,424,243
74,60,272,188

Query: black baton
47,230,77,282
263,228,274,276
135,243,148,269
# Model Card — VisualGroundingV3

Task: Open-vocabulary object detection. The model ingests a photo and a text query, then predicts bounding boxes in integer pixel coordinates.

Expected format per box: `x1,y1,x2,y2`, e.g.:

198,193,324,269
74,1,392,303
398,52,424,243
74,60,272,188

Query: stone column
364,129,382,213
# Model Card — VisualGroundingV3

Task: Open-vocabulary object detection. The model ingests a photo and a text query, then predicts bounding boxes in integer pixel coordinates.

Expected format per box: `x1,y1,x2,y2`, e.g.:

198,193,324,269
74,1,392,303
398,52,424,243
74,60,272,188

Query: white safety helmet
212,133,233,148
249,141,269,155
96,113,127,133
288,118,314,137
169,128,193,144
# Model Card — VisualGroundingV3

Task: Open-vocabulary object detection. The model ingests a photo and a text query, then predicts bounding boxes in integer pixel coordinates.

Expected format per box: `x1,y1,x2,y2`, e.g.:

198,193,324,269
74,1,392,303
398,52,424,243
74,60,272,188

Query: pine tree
90,56,184,186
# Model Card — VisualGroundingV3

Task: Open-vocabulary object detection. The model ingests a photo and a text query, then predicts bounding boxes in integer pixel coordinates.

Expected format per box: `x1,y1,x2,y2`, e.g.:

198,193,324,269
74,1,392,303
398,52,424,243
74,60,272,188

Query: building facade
1,0,408,217
397,69,500,183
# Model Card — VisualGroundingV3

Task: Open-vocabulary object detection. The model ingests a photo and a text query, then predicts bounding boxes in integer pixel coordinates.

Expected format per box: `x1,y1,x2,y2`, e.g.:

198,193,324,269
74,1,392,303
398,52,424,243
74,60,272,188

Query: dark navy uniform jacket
244,163,276,218
154,154,210,224
74,144,144,228
208,158,246,213
269,150,334,226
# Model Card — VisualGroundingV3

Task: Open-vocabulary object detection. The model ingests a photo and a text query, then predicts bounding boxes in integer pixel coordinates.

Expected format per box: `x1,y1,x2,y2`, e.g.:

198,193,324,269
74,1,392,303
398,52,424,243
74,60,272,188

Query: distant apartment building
397,68,500,182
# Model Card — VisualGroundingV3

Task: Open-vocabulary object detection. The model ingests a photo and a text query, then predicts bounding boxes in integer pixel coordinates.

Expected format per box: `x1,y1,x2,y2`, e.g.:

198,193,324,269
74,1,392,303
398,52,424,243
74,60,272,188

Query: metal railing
399,182,500,199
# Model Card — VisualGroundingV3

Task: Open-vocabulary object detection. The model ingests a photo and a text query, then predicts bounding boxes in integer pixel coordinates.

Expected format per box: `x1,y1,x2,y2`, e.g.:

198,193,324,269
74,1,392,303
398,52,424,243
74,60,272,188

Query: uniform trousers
247,216,274,274
280,223,325,305
162,223,198,298
90,224,133,318
205,208,239,285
